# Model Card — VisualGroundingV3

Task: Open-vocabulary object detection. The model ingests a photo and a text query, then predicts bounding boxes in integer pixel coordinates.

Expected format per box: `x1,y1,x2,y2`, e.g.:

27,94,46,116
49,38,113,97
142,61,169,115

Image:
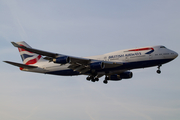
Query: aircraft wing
4,61,38,69
11,42,58,58
11,42,123,73
11,42,90,64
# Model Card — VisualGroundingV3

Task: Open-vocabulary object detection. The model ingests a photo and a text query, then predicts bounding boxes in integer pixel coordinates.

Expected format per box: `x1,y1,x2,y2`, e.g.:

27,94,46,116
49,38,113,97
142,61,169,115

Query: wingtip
11,42,19,47
3,61,12,64
3,61,8,63
3,61,12,65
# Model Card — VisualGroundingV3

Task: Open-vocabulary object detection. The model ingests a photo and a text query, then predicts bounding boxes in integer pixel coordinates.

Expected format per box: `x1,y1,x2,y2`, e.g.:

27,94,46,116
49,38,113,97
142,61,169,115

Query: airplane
4,41,178,84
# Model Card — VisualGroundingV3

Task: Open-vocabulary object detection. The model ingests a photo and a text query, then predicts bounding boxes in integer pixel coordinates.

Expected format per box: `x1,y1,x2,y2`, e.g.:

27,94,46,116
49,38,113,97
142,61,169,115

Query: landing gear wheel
86,76,90,81
103,75,109,84
95,78,99,81
91,79,95,82
157,65,162,74
103,80,108,84
157,70,161,74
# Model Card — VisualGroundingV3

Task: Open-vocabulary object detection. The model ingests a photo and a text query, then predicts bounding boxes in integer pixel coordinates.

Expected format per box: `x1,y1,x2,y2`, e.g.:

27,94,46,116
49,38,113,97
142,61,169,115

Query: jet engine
90,62,105,70
120,71,133,79
109,71,133,80
53,56,70,64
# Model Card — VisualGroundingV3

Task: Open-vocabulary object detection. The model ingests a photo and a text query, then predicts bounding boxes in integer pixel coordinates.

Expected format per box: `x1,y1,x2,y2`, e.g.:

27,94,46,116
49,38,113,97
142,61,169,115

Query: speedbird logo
128,47,154,54
18,44,41,65
108,47,154,59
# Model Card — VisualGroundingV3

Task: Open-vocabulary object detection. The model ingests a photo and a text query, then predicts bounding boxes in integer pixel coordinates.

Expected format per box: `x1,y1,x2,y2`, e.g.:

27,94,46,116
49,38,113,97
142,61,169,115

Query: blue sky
0,0,180,120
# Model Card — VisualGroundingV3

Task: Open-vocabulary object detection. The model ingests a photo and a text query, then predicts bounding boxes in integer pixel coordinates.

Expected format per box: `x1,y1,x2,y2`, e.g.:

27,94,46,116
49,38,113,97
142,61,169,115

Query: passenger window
164,53,169,55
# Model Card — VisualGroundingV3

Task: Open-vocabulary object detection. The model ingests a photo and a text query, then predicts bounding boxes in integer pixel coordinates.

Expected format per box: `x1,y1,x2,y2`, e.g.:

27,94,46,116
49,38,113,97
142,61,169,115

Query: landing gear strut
103,76,109,84
157,65,162,74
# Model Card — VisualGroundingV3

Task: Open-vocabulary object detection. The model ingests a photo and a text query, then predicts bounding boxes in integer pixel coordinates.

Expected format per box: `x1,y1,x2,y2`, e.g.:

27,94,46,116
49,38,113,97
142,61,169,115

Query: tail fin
16,41,46,65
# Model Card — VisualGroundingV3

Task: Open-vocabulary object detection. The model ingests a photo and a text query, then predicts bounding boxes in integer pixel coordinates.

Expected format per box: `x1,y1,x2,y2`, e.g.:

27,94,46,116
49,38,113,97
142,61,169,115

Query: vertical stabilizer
16,41,46,65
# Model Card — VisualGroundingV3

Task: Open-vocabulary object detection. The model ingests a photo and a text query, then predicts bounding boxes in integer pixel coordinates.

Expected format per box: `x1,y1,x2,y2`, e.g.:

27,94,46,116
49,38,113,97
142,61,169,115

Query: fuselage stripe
128,47,154,54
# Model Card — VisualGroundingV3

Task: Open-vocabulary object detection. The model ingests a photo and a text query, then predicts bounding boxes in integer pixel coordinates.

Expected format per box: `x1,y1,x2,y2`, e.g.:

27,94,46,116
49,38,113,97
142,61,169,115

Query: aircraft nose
169,50,178,59
174,52,178,58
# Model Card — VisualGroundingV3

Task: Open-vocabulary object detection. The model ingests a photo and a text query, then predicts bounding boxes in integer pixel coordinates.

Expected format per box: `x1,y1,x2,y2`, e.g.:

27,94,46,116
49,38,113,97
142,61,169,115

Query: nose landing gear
157,65,162,74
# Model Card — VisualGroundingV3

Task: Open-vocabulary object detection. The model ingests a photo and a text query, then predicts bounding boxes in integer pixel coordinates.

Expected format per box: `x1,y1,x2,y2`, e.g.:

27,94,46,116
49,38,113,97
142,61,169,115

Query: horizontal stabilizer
4,61,38,69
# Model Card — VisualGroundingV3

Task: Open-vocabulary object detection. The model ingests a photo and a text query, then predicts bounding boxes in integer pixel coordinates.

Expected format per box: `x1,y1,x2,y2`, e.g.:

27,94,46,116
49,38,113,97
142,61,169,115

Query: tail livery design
17,41,42,65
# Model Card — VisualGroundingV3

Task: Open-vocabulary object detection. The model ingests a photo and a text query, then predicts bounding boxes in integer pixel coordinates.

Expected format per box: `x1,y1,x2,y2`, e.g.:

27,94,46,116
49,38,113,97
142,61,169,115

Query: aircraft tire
103,80,108,84
95,78,99,81
157,70,161,74
86,77,90,81
91,78,96,82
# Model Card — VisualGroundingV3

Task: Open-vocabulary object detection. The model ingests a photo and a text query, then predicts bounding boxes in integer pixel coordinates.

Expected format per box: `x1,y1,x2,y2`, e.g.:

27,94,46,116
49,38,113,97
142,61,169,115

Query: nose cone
174,52,178,58
167,48,178,60
171,50,178,59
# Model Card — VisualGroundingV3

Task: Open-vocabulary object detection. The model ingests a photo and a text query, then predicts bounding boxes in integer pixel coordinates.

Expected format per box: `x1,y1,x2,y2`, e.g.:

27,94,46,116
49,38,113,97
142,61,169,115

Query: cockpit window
160,46,166,48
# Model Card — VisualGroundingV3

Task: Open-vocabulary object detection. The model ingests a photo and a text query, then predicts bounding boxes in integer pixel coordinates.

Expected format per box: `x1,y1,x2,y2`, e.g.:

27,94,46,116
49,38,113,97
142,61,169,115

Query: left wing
11,42,123,73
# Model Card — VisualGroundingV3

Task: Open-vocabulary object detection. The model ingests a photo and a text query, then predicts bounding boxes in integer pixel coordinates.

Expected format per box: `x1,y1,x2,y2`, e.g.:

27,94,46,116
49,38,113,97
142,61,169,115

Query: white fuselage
22,45,178,76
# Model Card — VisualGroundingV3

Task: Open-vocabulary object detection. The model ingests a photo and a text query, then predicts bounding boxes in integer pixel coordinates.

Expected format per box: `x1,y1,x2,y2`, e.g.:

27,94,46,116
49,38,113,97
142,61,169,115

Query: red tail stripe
25,55,41,65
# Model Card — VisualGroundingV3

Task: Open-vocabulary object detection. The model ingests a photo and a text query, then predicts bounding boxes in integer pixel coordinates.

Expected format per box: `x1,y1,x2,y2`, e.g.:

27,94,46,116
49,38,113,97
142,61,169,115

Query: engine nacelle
109,74,121,80
120,71,133,79
53,56,70,64
109,71,133,81
90,62,105,70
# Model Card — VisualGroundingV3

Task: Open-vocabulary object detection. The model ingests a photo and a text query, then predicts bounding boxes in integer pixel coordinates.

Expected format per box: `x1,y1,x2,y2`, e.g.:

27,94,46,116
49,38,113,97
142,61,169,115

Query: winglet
11,42,20,48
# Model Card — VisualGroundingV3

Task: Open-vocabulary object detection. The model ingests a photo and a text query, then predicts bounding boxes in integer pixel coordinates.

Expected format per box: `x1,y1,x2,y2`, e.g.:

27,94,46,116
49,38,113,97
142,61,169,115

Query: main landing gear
86,75,109,84
157,65,162,74
86,76,99,82
103,76,109,84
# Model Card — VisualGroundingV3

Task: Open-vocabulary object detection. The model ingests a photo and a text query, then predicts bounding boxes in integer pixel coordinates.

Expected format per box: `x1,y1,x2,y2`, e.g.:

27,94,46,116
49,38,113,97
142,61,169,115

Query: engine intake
53,56,70,64
90,62,105,70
